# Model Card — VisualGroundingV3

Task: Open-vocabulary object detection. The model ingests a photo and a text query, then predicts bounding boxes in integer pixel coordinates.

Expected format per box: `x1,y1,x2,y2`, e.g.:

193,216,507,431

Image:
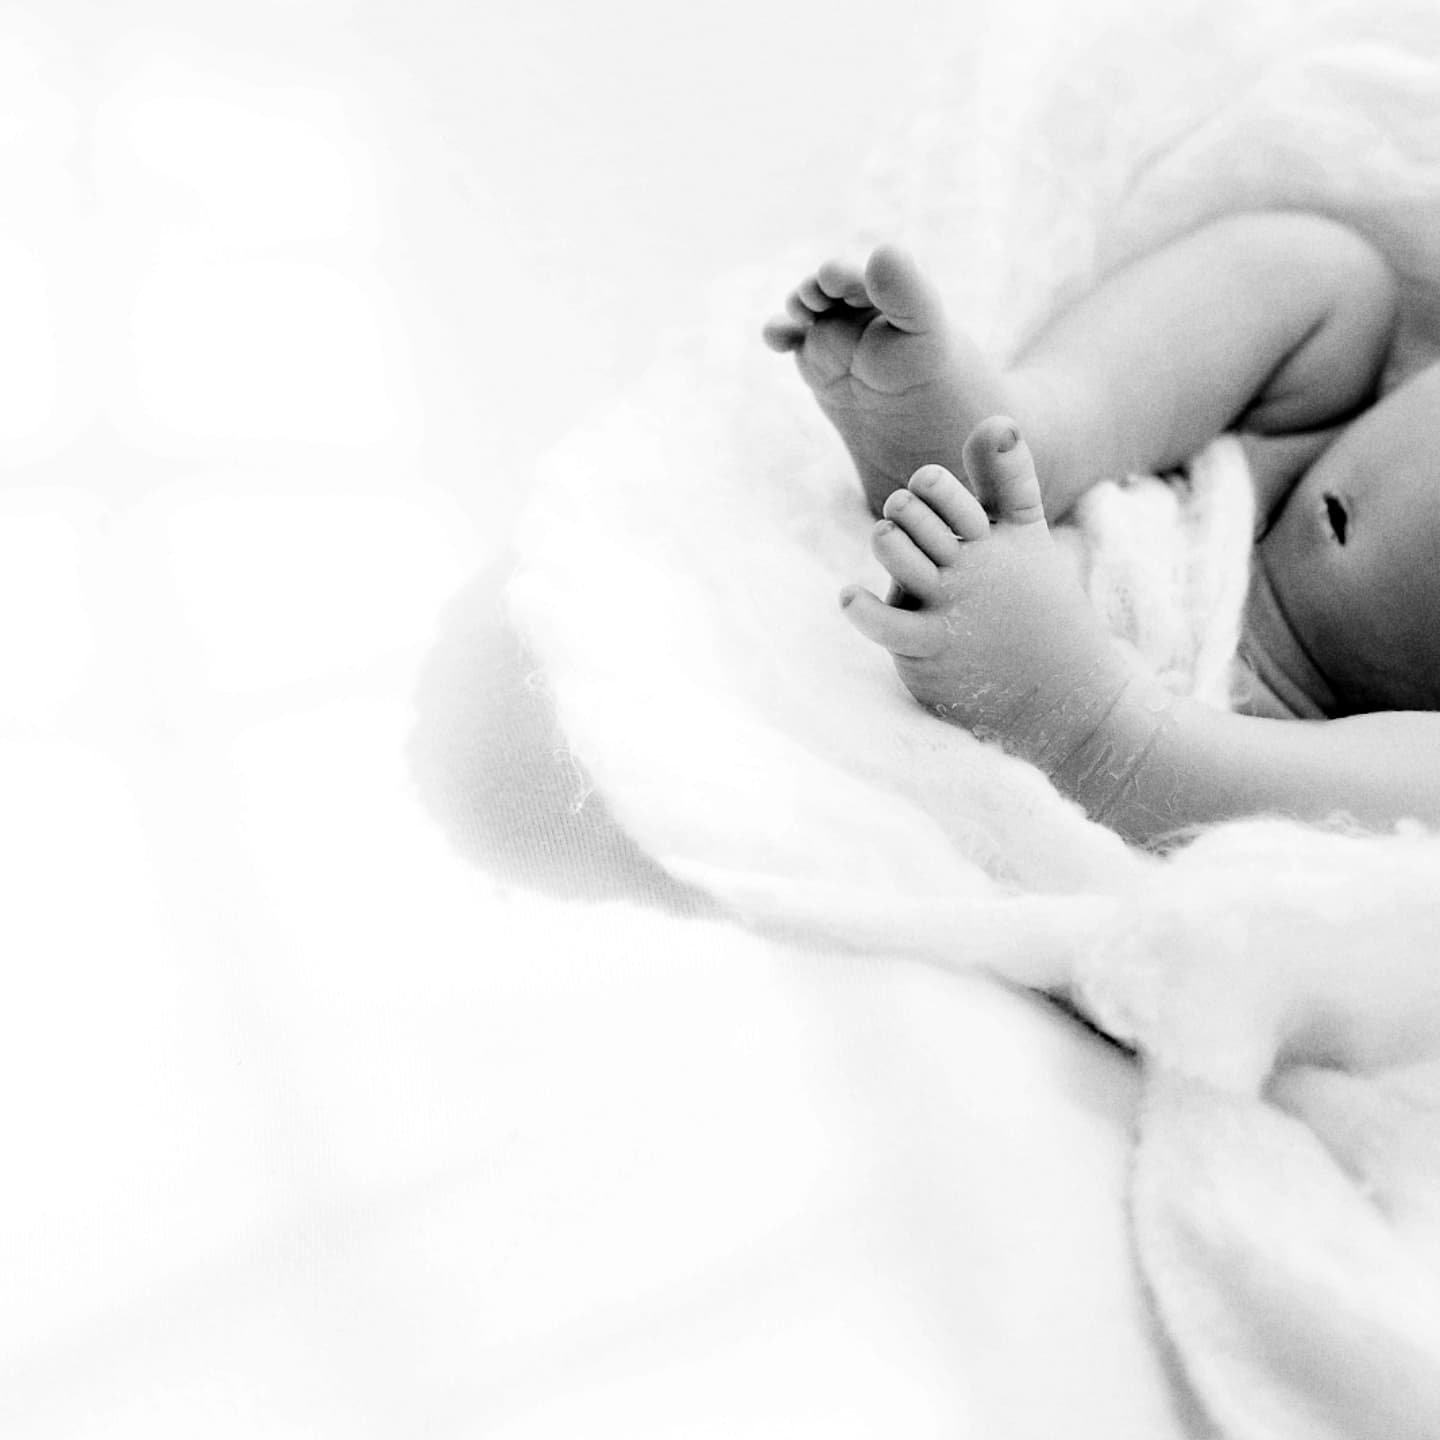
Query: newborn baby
764,213,1440,843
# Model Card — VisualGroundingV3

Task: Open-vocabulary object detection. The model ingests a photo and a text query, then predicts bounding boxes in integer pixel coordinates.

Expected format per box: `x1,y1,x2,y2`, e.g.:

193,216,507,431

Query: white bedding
13,0,1440,1436
511,0,1440,1434
0,5,1198,1439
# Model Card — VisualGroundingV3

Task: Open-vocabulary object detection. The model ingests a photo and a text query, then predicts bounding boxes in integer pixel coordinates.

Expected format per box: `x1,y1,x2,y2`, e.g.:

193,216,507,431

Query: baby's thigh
1239,221,1398,436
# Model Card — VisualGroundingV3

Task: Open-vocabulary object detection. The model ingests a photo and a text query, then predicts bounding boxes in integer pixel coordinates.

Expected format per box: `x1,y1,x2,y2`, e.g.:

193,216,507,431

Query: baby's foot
763,247,1014,514
841,417,1139,772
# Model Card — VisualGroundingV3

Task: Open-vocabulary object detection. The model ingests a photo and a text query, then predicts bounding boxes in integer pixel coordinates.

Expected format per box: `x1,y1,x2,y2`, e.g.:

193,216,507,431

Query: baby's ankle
1044,674,1183,837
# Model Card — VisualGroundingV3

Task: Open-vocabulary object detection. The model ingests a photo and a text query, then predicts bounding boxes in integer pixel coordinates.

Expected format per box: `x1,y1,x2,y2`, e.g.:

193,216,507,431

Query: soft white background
0,3,1189,1436
359,0,960,532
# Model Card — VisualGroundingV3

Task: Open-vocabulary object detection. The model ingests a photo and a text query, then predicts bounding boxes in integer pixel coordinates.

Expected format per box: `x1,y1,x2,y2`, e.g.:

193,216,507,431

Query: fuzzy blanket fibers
511,0,1440,1433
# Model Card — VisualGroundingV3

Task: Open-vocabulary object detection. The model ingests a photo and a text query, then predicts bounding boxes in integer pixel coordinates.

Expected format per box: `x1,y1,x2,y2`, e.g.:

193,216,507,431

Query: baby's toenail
876,519,896,535
890,490,912,507
995,425,1019,453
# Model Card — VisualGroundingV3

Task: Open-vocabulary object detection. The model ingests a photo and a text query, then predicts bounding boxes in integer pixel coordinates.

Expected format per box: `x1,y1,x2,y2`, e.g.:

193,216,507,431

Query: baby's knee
1277,212,1398,330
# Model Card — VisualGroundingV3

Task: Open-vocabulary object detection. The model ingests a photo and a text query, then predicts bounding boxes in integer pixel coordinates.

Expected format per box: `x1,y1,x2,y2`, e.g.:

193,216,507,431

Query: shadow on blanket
409,557,720,917
471,2,1440,1433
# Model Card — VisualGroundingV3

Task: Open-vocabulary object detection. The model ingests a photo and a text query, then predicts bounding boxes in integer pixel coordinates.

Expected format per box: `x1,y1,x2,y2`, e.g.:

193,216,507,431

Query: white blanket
1045,434,1253,713
510,1,1440,1433
1,8,1206,1437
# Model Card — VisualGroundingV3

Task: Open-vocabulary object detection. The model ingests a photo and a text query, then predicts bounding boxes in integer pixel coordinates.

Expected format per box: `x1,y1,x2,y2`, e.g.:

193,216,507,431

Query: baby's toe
862,246,946,335
882,486,962,564
761,315,806,351
796,274,832,312
963,418,1046,527
871,518,941,600
907,464,989,542
785,290,819,325
816,259,871,308
840,585,940,658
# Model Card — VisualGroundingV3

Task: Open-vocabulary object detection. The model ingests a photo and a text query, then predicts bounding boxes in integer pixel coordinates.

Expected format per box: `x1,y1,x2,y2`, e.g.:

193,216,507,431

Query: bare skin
840,422,1440,844
761,249,1014,517
765,214,1440,842
842,421,1142,764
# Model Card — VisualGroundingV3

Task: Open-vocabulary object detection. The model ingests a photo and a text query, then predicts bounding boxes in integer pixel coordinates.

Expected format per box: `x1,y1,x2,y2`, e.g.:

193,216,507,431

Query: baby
764,212,1440,845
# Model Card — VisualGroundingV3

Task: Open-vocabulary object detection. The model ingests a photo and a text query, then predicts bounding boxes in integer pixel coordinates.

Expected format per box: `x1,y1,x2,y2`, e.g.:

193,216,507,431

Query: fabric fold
510,2,1440,1432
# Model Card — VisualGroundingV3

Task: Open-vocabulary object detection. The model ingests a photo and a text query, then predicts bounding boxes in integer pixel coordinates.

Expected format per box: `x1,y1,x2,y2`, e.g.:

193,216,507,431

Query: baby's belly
1237,428,1342,538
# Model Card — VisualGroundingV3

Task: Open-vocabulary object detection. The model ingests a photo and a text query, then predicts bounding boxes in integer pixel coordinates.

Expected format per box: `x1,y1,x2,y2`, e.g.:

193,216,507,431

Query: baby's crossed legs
766,213,1399,525
762,214,1412,840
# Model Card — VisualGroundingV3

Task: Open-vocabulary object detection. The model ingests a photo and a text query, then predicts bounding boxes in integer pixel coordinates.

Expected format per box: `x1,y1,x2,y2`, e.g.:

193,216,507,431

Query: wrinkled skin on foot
841,419,1139,773
763,246,1014,513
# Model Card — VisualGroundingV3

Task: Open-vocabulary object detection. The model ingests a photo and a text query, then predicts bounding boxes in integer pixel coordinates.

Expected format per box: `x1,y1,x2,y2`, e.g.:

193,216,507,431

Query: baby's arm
845,421,1440,847
1009,212,1399,523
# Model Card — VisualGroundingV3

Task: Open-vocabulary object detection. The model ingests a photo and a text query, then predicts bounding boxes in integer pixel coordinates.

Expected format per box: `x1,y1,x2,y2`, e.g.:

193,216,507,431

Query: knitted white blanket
510,1,1440,1433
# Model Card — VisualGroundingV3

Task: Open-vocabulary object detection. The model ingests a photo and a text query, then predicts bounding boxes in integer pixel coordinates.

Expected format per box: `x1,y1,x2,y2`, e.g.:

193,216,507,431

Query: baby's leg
845,420,1440,843
769,214,1397,523
1010,212,1398,522
762,248,1016,515
842,417,1139,763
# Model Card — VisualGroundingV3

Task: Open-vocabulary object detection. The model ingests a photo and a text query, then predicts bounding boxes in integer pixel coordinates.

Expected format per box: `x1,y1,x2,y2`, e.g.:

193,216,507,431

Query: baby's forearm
1047,688,1440,845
